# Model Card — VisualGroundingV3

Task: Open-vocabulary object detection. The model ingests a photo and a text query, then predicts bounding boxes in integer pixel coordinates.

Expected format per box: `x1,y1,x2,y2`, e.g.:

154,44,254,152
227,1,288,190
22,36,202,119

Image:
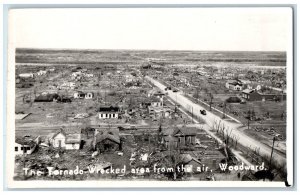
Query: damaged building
98,106,120,119
15,136,41,155
92,128,121,153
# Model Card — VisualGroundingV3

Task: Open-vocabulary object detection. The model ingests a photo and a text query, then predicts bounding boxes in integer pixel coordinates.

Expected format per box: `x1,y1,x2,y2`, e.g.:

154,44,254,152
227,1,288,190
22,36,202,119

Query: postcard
5,6,294,188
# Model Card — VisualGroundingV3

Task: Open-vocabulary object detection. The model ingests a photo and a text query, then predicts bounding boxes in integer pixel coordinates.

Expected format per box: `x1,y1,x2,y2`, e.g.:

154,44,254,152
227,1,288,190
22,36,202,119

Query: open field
16,48,286,67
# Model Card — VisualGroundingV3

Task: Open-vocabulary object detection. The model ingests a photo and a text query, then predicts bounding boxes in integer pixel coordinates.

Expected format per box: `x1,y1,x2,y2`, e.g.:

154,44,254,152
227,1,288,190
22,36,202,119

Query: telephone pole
269,136,276,169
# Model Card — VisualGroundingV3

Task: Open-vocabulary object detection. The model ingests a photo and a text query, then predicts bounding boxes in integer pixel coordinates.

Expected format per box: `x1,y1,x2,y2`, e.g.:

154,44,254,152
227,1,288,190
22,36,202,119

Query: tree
251,110,256,120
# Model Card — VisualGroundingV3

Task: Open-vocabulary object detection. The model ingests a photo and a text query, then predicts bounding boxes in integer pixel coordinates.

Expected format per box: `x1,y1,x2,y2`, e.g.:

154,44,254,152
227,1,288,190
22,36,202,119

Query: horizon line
15,47,287,53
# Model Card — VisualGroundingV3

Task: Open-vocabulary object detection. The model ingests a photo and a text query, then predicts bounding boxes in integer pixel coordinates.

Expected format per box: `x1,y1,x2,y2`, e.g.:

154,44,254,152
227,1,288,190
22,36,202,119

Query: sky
9,8,292,51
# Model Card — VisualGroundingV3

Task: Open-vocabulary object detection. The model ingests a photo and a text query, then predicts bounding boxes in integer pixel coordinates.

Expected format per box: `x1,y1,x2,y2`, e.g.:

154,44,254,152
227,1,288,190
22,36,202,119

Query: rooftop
95,128,120,144
98,106,120,112
66,133,81,144
15,136,37,147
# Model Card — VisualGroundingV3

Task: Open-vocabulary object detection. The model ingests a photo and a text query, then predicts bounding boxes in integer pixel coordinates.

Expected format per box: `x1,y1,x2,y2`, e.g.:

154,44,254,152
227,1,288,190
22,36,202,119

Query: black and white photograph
5,6,294,188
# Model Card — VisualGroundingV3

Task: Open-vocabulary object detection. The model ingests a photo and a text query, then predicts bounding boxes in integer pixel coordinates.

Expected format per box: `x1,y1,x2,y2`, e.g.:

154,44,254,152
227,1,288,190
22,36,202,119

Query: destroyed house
149,96,163,107
179,154,202,173
34,93,60,102
160,127,197,149
173,127,197,147
74,91,85,99
98,106,120,119
15,136,40,155
148,89,165,98
92,129,121,152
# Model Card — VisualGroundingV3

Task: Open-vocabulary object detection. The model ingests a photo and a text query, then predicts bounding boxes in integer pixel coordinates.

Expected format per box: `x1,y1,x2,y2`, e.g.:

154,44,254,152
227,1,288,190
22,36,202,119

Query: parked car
200,110,207,115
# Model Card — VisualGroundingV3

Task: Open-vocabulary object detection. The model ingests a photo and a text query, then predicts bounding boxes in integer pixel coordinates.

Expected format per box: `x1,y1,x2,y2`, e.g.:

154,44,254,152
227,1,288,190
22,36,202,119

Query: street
145,76,286,168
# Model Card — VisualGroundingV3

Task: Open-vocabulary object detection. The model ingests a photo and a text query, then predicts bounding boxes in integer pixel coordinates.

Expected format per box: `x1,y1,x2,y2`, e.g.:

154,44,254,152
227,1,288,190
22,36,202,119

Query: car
200,110,207,115
172,89,179,92
118,126,126,131
130,126,137,130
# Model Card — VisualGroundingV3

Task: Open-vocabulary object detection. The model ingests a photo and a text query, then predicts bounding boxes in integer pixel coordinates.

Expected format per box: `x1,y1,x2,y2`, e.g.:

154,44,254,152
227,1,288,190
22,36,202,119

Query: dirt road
145,76,286,168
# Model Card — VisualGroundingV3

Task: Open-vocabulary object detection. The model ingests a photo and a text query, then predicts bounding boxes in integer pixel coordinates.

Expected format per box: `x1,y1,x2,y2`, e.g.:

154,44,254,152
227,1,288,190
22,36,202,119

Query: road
145,76,286,168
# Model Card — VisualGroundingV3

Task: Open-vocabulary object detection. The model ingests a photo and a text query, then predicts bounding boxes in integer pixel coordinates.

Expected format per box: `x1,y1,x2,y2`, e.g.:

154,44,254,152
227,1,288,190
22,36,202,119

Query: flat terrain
14,48,287,181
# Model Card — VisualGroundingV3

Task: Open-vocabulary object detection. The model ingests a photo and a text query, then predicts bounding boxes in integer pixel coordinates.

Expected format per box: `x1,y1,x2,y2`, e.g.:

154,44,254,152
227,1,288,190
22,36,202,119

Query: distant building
74,91,94,99
36,70,47,76
85,92,94,99
148,106,171,119
147,89,165,99
237,73,246,78
19,73,34,78
59,82,76,90
98,106,120,119
225,80,243,91
74,91,85,99
226,73,235,78
34,93,60,102
85,73,94,78
149,96,163,107
247,84,262,91
241,89,262,101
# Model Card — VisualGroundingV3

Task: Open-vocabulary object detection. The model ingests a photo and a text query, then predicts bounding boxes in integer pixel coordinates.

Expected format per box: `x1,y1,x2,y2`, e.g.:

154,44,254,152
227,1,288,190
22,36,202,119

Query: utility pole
209,93,213,111
247,109,251,130
222,102,226,119
191,106,193,122
269,136,276,169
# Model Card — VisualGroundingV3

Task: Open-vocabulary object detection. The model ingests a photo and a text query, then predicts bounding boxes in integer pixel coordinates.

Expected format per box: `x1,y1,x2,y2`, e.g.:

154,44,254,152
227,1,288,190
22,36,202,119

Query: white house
36,70,47,76
85,73,94,78
19,73,34,78
15,136,40,155
74,91,94,99
65,134,81,150
72,72,82,78
59,82,76,90
48,131,67,148
48,130,81,150
247,84,262,91
98,106,120,119
85,92,94,99
225,80,243,91
150,96,163,107
226,73,235,78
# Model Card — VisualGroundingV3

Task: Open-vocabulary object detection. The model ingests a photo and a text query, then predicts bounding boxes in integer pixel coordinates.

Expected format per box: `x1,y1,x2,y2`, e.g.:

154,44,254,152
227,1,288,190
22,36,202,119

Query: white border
5,5,295,189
